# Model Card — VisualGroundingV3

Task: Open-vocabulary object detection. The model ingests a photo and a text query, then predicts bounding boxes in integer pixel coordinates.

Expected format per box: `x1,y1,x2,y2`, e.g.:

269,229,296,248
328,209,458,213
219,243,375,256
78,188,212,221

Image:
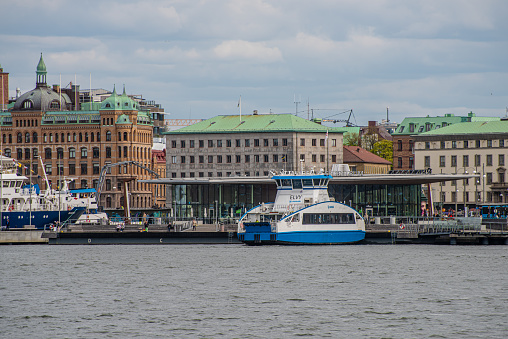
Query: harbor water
0,245,506,338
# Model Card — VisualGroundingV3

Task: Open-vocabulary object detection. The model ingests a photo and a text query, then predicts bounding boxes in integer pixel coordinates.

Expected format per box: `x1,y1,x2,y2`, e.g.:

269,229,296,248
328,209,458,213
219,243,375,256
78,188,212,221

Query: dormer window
49,100,60,110
22,100,33,109
105,103,111,108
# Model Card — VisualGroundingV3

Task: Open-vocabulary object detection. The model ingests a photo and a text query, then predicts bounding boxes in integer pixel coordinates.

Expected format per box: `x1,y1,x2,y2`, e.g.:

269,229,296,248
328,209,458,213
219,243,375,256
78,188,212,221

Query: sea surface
0,244,506,338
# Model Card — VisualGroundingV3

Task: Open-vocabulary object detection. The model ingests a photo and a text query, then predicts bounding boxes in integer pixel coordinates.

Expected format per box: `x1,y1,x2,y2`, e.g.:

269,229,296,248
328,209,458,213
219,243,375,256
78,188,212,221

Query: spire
36,53,47,88
122,84,127,96
112,84,117,96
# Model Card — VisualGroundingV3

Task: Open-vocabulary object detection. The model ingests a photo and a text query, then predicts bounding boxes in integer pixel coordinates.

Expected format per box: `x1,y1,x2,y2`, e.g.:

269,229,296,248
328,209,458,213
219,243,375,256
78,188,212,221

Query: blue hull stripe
240,230,365,244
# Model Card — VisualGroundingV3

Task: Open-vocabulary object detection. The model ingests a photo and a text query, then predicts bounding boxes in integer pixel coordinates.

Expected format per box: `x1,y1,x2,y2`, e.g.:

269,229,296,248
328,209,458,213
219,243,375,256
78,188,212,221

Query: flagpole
239,95,242,122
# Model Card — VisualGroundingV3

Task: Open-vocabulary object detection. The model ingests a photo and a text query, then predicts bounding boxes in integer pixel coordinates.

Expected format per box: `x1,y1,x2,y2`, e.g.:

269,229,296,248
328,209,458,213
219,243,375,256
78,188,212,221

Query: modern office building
2,54,156,211
393,113,499,170
414,120,508,214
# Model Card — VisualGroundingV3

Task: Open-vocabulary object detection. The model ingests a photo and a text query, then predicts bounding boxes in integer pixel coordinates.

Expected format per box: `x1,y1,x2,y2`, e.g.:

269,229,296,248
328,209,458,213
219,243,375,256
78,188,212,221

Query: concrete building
414,120,508,214
164,113,344,179
392,113,499,170
3,54,155,211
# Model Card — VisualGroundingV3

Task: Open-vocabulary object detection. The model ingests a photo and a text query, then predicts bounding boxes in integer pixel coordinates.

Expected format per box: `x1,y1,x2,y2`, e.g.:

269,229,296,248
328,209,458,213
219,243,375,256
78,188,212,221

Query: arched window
81,147,88,158
57,148,64,159
32,148,38,158
106,131,111,141
124,146,128,158
85,133,88,142
17,132,22,143
2,134,5,143
79,133,82,142
91,133,94,142
106,197,112,208
49,133,53,143
17,148,22,159
61,133,64,142
118,132,121,141
4,148,11,157
44,148,52,159
22,100,33,109
25,132,30,143
69,147,76,159
55,133,59,143
32,132,38,143
106,147,111,158
8,134,12,143
49,100,60,110
73,133,77,142
124,132,128,141
25,148,30,160
97,132,101,142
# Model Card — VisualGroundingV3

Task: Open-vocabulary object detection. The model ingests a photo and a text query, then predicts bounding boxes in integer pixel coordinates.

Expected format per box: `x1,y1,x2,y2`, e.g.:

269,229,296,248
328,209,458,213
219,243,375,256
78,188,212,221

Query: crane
311,109,357,127
97,161,160,224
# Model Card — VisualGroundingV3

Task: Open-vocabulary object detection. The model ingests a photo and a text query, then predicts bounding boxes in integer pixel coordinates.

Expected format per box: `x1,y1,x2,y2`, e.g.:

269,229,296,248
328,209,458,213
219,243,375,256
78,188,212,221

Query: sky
1,0,507,126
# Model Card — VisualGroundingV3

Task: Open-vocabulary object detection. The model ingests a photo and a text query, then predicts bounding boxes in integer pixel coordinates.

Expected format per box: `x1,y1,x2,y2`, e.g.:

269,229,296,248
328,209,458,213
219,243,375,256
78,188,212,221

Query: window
171,140,177,148
464,140,468,148
93,163,100,175
208,155,213,163
312,154,317,162
217,155,222,163
312,139,317,146
93,147,100,158
451,155,457,167
45,163,52,175
199,155,204,164
409,124,414,133
451,191,457,203
106,147,111,158
226,140,231,147
273,154,278,163
69,148,75,159
409,140,414,152
264,155,269,162
320,154,325,162
500,139,505,148
409,157,414,169
500,154,505,166
17,133,22,143
190,156,195,164
235,155,241,163
254,139,260,147
397,140,402,151
217,140,222,147
299,154,305,161
486,173,492,184
463,155,469,167
17,148,22,160
424,156,430,168
209,140,214,147
425,142,430,149
32,132,38,143
476,140,481,148
332,139,337,147
440,156,445,167
487,154,493,166
106,131,111,141
25,132,30,143
172,156,177,164
255,155,260,163
487,140,492,148
81,148,88,158
300,138,305,146
319,139,325,147
181,140,186,148
475,154,481,166
80,179,87,188
235,139,241,147
283,138,288,146
45,148,52,159
226,155,232,163
199,140,204,148
245,155,250,163
190,140,195,148
25,148,30,160
69,164,75,175
181,156,186,164
451,141,457,148
398,157,403,168
440,192,446,202
331,155,336,162
57,148,63,159
245,139,250,147
440,141,445,149
263,139,269,146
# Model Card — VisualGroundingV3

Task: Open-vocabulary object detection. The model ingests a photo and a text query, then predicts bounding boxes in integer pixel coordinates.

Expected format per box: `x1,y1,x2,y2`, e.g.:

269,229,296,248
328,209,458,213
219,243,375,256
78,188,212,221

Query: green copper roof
165,114,345,134
36,53,46,73
420,120,508,136
100,85,139,111
392,112,499,135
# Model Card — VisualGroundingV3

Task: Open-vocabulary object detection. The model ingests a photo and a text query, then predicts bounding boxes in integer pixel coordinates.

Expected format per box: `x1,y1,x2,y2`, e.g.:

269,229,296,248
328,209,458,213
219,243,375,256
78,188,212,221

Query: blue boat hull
238,230,366,245
1,208,84,230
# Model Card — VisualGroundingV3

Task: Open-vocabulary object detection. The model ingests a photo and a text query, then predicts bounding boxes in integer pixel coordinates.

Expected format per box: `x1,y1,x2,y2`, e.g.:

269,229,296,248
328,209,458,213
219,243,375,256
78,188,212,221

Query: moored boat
237,170,365,245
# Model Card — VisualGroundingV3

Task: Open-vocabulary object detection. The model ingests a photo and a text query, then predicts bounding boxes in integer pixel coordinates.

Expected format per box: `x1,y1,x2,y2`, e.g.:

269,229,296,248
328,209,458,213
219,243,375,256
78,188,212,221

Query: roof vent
210,121,216,125
253,110,258,115
270,120,275,123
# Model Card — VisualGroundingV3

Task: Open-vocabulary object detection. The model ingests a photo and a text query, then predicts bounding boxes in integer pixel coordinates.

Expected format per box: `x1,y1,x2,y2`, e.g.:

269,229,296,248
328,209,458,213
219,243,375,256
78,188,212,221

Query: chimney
253,110,258,115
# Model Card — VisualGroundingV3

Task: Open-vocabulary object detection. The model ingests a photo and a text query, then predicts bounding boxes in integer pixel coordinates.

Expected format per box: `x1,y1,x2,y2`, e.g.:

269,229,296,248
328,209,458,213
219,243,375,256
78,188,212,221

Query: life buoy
8,205,14,211
399,223,405,230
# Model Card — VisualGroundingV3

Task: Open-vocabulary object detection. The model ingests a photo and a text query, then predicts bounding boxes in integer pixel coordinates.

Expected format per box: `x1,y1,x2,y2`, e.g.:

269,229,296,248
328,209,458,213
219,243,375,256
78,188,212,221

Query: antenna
386,106,389,123
294,94,301,117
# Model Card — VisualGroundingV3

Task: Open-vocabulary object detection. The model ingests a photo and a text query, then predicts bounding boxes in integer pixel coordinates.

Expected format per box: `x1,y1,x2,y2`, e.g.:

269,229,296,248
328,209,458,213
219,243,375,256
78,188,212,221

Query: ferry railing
369,215,483,234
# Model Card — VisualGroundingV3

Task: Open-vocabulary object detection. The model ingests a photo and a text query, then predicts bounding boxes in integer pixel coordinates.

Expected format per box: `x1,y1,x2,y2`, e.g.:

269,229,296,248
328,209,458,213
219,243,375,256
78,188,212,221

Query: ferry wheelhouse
237,170,366,245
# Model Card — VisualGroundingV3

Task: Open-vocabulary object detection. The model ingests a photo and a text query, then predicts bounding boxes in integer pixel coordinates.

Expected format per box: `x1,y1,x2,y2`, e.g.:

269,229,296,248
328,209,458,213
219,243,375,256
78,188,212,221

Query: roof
418,120,508,136
100,86,140,111
392,113,499,136
164,114,345,135
343,146,392,165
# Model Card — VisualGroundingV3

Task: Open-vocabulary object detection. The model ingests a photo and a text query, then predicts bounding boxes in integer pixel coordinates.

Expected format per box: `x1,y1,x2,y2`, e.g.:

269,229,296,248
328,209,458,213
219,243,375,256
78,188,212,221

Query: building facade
414,120,508,214
343,145,392,174
3,54,155,211
392,113,499,170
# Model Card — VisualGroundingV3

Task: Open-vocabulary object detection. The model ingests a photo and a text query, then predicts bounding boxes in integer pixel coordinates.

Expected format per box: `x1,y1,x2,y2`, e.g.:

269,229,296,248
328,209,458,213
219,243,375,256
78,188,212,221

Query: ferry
237,170,366,245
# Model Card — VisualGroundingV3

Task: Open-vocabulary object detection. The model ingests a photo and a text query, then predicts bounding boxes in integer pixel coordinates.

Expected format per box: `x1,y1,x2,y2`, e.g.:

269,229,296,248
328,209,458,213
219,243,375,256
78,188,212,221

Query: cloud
213,40,283,63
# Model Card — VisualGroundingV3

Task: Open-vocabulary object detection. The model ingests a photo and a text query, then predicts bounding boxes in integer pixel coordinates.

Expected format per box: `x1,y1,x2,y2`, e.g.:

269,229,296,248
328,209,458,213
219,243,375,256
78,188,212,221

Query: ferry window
313,179,320,186
292,179,302,189
282,179,291,187
275,179,281,187
302,179,313,187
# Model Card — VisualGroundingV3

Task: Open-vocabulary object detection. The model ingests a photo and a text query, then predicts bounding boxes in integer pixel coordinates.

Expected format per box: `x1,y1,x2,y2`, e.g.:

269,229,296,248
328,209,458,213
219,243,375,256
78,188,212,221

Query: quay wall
0,230,47,244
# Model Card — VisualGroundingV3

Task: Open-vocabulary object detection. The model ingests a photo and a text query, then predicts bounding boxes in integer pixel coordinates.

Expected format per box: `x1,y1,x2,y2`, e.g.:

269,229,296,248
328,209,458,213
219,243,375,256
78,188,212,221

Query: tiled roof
419,120,508,136
343,146,392,165
164,114,345,135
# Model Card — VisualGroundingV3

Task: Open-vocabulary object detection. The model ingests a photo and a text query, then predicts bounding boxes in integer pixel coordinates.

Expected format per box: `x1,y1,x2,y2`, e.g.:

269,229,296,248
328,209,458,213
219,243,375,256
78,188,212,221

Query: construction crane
311,109,357,127
97,161,160,224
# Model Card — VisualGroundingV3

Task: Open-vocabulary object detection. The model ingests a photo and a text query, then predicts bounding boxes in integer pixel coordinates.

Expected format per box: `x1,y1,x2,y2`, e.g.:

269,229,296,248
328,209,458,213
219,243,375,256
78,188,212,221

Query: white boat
237,170,366,245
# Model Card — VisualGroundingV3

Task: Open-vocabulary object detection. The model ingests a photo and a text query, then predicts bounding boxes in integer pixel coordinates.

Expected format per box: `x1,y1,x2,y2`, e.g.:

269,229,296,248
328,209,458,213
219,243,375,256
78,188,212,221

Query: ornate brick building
2,54,155,211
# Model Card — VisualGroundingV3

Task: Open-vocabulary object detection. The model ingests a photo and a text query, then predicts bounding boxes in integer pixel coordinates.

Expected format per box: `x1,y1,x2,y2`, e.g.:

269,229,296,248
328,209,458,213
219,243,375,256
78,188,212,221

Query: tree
343,132,361,146
370,139,393,163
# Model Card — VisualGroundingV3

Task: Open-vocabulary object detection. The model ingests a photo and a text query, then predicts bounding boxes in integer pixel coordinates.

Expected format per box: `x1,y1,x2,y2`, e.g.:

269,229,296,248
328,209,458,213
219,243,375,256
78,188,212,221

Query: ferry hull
238,230,365,245
1,208,84,229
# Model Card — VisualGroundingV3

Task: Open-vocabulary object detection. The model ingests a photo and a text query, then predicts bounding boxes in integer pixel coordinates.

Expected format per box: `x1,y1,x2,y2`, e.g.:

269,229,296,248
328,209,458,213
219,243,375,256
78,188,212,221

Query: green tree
370,139,393,163
343,132,361,146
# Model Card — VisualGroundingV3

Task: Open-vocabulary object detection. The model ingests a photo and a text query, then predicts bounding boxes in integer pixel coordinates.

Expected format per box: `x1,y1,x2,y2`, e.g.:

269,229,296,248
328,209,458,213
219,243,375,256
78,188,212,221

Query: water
0,245,507,338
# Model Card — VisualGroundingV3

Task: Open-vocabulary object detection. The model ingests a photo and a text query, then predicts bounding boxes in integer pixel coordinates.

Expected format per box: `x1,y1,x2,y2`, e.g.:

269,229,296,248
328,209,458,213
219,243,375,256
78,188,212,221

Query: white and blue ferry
237,170,366,245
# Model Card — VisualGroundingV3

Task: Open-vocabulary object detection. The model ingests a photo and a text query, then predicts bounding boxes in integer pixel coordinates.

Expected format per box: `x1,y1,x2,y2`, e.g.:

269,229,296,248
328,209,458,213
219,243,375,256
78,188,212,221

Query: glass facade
171,183,422,222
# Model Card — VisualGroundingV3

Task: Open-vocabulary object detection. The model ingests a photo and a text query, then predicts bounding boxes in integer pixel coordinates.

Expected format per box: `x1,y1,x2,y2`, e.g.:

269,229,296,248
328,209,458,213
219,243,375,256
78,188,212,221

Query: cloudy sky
1,0,507,125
